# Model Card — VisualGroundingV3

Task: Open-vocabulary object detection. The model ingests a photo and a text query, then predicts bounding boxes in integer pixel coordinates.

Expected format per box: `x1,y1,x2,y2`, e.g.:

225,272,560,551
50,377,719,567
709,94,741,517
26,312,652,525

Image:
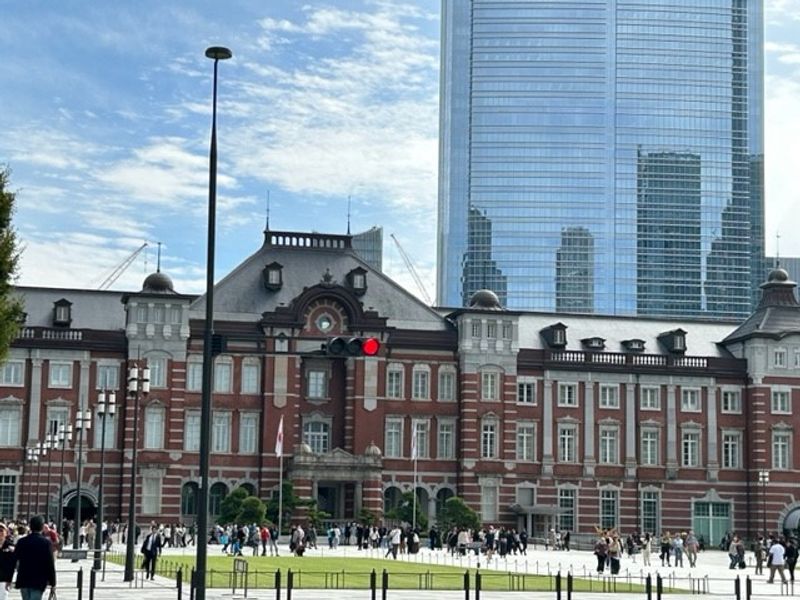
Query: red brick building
3,230,799,544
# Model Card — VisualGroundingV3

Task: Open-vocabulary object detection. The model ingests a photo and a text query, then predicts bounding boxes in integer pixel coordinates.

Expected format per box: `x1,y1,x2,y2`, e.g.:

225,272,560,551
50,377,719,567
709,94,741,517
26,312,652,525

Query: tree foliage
386,491,428,530
265,481,302,532
218,487,250,525
240,496,266,524
0,167,23,361
436,496,480,532
305,499,331,529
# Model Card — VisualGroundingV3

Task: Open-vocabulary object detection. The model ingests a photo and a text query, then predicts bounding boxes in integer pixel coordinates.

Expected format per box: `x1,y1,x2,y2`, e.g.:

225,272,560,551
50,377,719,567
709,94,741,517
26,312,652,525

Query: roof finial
156,242,162,272
265,190,271,233
347,195,351,235
776,231,781,268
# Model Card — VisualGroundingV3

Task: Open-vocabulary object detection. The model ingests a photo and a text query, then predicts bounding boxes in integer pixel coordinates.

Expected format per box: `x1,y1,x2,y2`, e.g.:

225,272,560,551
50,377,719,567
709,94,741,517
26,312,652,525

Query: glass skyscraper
437,0,764,319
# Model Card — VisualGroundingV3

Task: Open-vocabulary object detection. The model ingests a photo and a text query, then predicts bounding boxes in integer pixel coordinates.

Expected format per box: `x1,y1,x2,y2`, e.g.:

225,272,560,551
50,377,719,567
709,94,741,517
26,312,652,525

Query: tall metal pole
197,45,232,600
34,443,44,516
25,448,36,518
45,434,55,522
94,390,115,570
57,425,72,539
124,365,148,581
73,409,91,561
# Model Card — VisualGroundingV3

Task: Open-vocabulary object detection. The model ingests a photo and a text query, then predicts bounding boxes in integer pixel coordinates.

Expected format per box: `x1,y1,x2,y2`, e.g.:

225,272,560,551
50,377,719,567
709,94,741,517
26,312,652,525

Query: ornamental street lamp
196,44,232,600
24,446,38,517
72,409,91,561
123,363,149,582
758,469,770,536
57,424,73,539
34,442,47,516
93,389,115,571
44,433,56,522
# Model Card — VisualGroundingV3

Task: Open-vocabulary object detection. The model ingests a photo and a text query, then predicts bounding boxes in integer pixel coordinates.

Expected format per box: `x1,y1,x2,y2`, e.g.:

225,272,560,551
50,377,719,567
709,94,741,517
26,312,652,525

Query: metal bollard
287,569,293,600
382,569,389,600
646,573,652,600
77,567,84,600
463,570,469,600
370,569,376,600
746,575,752,600
567,572,573,600
556,571,562,600
275,569,282,600
89,568,96,600
190,568,196,600
475,570,481,600
734,575,740,600
177,567,183,600
656,573,663,600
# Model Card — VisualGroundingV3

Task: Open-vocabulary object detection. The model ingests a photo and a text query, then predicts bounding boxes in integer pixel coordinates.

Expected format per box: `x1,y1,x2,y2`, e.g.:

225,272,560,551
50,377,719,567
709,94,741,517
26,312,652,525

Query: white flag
275,415,284,458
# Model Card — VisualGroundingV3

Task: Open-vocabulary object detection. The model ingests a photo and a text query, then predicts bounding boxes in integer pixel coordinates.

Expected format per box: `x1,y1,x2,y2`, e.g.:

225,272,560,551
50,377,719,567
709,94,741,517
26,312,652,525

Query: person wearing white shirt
768,540,789,584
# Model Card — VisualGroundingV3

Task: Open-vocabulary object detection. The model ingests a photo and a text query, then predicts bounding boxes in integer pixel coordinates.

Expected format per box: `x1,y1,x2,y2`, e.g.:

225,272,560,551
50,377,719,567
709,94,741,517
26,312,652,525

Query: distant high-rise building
461,207,507,307
556,227,594,314
437,0,764,319
352,226,383,272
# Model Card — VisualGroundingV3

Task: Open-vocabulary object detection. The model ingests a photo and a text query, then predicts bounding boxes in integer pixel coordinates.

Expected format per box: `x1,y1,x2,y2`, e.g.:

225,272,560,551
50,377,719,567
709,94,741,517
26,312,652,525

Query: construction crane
97,242,149,290
390,233,433,305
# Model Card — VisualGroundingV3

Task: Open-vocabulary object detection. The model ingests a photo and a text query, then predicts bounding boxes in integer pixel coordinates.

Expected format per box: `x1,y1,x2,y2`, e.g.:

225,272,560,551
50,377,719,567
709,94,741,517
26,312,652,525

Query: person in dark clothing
786,539,798,582
11,515,57,600
0,523,15,600
140,525,162,580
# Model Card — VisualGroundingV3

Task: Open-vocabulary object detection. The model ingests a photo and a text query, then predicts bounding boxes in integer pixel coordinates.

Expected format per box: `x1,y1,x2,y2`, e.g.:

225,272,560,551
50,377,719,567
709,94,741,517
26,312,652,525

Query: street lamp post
57,424,73,540
758,470,770,536
72,409,91,561
123,363,149,582
25,447,37,517
196,45,232,600
34,442,46,516
93,389,116,570
45,434,55,522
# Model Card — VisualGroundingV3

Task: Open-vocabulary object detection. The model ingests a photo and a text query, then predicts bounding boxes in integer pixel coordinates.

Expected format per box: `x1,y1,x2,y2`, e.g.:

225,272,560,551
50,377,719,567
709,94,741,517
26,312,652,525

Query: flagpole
412,455,417,531
278,455,283,540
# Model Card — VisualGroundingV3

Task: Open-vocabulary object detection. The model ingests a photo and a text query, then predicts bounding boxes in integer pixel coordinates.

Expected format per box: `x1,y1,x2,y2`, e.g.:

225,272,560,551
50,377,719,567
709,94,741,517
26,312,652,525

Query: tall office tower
437,0,764,319
556,226,594,313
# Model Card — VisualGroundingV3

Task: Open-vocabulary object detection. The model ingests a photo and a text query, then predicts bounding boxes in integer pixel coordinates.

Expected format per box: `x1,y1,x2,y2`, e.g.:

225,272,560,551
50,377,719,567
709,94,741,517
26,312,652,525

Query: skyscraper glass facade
437,0,764,319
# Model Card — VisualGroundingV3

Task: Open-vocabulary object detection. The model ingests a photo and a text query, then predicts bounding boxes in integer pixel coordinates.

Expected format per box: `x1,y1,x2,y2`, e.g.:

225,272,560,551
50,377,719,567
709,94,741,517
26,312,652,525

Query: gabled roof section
723,268,800,344
190,230,448,331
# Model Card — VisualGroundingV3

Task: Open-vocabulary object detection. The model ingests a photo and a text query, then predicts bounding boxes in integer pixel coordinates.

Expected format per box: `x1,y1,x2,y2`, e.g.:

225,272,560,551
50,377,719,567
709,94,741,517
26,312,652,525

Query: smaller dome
142,271,174,293
296,441,313,455
364,441,382,458
469,289,503,310
767,267,790,283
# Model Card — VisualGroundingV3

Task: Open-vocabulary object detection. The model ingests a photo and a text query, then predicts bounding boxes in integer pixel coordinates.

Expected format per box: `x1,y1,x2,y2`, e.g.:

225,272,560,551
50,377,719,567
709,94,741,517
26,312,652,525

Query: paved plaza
38,541,794,600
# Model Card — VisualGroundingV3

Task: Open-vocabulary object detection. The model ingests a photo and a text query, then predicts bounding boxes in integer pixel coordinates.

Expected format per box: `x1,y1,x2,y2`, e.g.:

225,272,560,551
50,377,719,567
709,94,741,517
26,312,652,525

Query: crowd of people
725,532,798,584
0,516,58,600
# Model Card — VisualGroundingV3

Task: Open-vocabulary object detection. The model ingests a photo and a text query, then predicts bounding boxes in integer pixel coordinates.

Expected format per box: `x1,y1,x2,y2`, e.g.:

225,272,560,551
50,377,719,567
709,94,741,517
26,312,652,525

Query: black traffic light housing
325,336,381,357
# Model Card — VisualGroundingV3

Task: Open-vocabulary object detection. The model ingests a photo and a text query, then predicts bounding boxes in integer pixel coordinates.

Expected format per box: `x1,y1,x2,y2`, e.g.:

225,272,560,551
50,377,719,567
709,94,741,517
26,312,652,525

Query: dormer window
262,262,283,292
347,267,368,296
658,329,687,354
275,333,289,353
622,339,646,352
581,337,605,351
53,299,72,327
540,323,567,348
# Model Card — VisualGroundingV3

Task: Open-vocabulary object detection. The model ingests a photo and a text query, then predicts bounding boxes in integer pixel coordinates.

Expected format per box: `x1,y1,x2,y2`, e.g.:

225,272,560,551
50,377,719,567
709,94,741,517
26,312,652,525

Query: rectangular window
153,306,165,324
471,322,481,337
516,487,535,506
774,349,787,368
682,431,700,467
170,307,182,324
438,370,455,402
307,370,327,399
142,475,162,515
517,378,536,404
721,390,742,414
558,383,577,407
412,369,430,400
600,489,618,530
558,488,575,532
599,427,618,464
516,422,535,462
722,432,741,469
0,361,24,386
437,420,455,459
681,388,701,412
148,357,167,388
481,484,498,522
136,305,148,323
412,420,429,459
239,413,258,454
502,322,512,339
212,412,231,453
241,363,260,394
486,323,496,338
93,412,115,449
796,349,800,368
384,418,403,458
184,411,200,452
481,421,497,459
773,431,791,470
0,475,16,519
144,406,165,449
96,364,119,390
213,361,232,393
481,372,498,401
49,362,72,388
0,407,21,446
186,362,203,392
558,425,577,463
386,368,403,399
641,491,660,534
640,387,660,410
47,406,69,438
599,385,619,409
303,421,330,454
771,390,791,414
641,430,659,466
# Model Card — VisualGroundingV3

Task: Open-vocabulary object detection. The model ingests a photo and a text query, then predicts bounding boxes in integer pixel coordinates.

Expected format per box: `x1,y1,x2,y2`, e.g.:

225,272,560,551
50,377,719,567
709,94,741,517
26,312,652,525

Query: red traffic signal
326,336,381,357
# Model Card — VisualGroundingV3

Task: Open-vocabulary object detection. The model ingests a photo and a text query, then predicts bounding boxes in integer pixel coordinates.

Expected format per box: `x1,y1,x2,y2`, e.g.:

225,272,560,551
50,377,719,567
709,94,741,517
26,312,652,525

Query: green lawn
108,552,650,593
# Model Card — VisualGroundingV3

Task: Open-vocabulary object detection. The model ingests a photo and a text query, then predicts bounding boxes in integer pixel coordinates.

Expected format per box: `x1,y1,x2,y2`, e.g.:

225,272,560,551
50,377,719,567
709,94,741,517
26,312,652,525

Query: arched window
181,482,199,516
239,483,256,497
209,482,229,517
436,488,454,515
383,486,403,513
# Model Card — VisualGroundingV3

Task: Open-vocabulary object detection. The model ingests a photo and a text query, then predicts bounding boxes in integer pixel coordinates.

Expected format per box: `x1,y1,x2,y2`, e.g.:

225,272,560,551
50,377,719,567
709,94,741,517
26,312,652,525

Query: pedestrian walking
768,539,789,584
11,516,57,600
140,525,162,580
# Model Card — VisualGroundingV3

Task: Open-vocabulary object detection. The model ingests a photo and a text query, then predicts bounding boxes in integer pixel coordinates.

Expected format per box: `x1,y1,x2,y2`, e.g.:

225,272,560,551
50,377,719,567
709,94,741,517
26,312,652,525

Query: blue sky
1,1,799,299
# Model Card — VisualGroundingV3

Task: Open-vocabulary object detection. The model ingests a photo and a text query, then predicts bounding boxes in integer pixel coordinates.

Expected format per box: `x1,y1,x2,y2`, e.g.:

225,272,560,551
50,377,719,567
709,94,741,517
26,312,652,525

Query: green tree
386,491,428,530
218,487,249,525
240,495,266,524
265,481,302,532
0,167,23,361
358,507,377,526
305,500,331,530
436,496,480,532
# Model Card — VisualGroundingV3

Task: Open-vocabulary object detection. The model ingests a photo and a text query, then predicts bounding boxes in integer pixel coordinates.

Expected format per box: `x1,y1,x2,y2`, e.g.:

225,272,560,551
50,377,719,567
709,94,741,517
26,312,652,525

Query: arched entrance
62,490,97,523
783,506,800,536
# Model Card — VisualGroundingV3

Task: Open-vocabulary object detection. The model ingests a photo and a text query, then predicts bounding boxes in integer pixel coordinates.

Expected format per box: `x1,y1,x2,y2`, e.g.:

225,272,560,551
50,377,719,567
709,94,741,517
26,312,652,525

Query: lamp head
205,46,232,61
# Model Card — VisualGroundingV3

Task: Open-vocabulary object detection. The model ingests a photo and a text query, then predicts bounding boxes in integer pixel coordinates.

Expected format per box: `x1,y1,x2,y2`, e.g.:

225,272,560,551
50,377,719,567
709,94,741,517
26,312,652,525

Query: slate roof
723,268,800,344
15,286,128,330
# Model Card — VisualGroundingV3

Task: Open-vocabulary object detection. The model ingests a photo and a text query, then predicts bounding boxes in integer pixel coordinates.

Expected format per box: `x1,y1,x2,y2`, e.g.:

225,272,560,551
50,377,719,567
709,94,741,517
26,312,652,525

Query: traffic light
325,336,381,357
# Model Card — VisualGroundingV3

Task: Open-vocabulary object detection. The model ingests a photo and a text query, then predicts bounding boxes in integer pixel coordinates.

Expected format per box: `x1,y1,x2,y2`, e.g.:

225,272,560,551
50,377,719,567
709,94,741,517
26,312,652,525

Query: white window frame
307,369,328,399
213,358,232,394
384,417,403,458
412,366,430,400
771,388,791,414
721,389,742,414
184,410,201,452
411,419,430,459
516,421,536,462
481,371,499,401
640,428,659,466
241,360,261,394
0,474,16,519
640,489,661,534
480,481,498,522
0,405,22,446
598,425,619,465
147,356,167,389
239,412,258,454
471,321,481,338
558,424,578,463
481,417,498,459
144,404,165,449
558,487,576,532
640,386,660,410
721,430,742,470
599,384,620,409
212,411,231,453
95,364,119,390
141,475,162,515
438,368,456,402
681,429,701,467
386,364,404,399
517,377,536,405
681,388,701,412
772,429,792,470
774,348,788,368
0,361,24,387
93,411,116,450
437,419,456,460
48,362,72,388
303,418,331,454
600,489,619,530
558,383,578,407
46,405,69,438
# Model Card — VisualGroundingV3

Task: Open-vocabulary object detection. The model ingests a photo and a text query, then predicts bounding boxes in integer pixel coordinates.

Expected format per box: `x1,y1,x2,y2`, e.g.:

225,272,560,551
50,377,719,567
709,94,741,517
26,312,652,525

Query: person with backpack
595,536,609,573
